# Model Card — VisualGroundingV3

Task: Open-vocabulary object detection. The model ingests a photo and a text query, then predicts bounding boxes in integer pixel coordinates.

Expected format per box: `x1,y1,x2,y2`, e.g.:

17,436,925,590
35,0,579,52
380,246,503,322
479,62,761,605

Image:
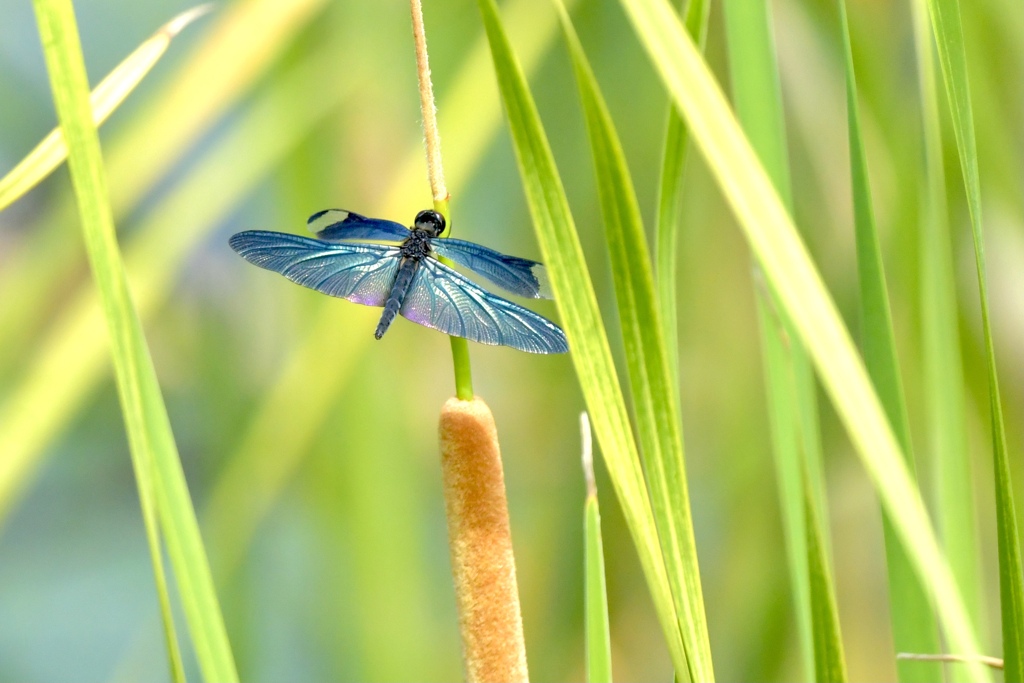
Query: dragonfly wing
432,238,551,299
400,258,568,354
229,230,399,306
306,209,409,243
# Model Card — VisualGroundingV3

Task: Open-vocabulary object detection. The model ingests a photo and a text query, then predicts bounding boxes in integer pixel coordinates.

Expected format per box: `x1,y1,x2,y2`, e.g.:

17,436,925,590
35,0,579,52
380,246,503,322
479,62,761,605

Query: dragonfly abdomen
375,258,419,339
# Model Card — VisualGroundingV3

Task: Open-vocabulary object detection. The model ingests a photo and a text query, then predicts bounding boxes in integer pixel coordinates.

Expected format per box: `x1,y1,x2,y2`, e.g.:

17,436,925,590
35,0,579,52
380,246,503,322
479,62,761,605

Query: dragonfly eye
414,209,446,237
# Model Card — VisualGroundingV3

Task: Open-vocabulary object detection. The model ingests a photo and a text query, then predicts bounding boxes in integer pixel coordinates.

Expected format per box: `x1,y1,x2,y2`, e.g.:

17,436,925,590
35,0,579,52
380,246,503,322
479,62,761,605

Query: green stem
449,336,475,400
412,0,474,398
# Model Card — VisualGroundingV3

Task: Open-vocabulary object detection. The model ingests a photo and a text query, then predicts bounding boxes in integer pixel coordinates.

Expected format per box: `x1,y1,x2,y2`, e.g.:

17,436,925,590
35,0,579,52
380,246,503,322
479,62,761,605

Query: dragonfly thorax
400,209,446,260
400,229,434,260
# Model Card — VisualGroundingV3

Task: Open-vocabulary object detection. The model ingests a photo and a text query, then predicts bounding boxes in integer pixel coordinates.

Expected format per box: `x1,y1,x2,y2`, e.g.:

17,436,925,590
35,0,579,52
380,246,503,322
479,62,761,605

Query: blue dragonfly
229,209,568,354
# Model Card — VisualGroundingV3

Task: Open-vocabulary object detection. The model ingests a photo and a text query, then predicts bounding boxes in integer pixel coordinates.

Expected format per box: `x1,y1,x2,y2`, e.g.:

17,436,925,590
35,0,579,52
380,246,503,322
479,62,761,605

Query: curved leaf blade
804,469,847,683
476,0,687,672
554,2,711,678
909,1,983,672
0,48,355,524
30,0,236,679
613,0,989,679
721,2,825,679
654,0,709,388
836,1,943,678
0,0,329,377
922,0,1024,676
0,5,211,212
581,413,613,683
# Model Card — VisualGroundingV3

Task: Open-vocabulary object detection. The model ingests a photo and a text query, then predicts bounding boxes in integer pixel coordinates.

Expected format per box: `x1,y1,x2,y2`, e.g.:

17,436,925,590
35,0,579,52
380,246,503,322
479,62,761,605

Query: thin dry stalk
410,0,447,203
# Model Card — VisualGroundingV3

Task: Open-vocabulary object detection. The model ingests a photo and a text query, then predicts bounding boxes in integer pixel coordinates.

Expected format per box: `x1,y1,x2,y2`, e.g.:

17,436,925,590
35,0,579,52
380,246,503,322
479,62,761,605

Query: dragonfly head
414,209,446,238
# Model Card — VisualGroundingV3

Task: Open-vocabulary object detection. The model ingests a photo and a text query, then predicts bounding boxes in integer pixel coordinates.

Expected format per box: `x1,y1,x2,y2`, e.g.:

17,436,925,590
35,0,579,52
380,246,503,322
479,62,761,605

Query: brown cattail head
438,397,529,683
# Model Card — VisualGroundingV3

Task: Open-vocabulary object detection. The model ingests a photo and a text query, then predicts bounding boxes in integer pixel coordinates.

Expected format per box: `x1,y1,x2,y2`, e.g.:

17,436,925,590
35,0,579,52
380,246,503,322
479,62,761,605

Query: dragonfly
229,209,568,354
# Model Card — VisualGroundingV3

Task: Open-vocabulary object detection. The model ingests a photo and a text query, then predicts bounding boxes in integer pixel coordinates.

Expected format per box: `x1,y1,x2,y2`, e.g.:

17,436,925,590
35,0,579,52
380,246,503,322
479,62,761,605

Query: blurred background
0,0,1021,680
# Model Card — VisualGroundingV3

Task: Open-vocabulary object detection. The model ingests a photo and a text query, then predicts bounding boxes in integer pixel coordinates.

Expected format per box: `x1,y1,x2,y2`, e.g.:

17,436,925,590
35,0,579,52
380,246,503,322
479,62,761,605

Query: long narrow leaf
30,0,236,680
0,5,211,212
0,49,355,523
476,0,688,672
909,0,983,660
804,468,847,683
923,0,1024,676
0,0,329,376
720,1,824,679
654,0,709,387
752,290,815,680
554,2,711,679
836,1,942,679
613,1,989,679
581,413,613,683
584,492,612,683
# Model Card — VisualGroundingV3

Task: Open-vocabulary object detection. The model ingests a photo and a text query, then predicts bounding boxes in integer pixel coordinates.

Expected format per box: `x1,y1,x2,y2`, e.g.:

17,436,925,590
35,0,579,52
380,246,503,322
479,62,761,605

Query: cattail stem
409,0,473,399
410,0,447,204
439,397,529,682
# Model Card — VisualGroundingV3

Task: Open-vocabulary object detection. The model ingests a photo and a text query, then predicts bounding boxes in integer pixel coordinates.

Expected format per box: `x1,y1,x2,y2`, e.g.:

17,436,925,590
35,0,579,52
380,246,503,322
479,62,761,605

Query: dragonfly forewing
229,231,401,306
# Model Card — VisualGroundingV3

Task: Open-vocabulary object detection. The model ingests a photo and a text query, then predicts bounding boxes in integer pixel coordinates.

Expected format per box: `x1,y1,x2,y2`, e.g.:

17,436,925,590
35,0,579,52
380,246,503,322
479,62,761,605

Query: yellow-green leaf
30,0,236,679
555,2,711,678
922,0,1024,675
476,0,687,672
614,0,989,679
581,413,612,683
836,1,942,679
0,5,211,212
804,468,847,683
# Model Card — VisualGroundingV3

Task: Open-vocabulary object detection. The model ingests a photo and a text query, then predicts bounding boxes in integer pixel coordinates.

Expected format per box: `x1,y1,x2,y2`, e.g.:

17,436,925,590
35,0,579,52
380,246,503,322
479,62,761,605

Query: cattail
439,397,528,683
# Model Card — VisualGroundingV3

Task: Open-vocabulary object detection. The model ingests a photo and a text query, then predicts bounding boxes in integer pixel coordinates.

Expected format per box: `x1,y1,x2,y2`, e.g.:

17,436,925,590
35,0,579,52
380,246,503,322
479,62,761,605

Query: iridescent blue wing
229,230,399,306
400,258,567,354
431,238,551,299
306,209,409,243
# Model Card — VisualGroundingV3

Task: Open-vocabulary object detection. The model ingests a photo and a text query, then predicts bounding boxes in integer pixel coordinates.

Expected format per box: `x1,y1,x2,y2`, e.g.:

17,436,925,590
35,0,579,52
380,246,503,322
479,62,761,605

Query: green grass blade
584,494,612,683
613,1,989,679
476,0,687,672
804,468,847,683
0,47,354,525
30,0,236,680
720,0,791,203
654,111,685,386
581,413,613,683
836,1,942,679
654,0,709,387
0,0,328,377
721,0,826,523
753,291,815,681
721,2,824,679
0,5,210,213
910,0,982,661
105,0,329,218
923,0,1024,676
554,3,711,679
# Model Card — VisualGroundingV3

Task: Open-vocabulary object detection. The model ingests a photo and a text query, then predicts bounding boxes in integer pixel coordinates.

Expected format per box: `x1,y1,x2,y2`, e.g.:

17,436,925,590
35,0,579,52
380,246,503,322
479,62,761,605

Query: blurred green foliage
0,0,1021,681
